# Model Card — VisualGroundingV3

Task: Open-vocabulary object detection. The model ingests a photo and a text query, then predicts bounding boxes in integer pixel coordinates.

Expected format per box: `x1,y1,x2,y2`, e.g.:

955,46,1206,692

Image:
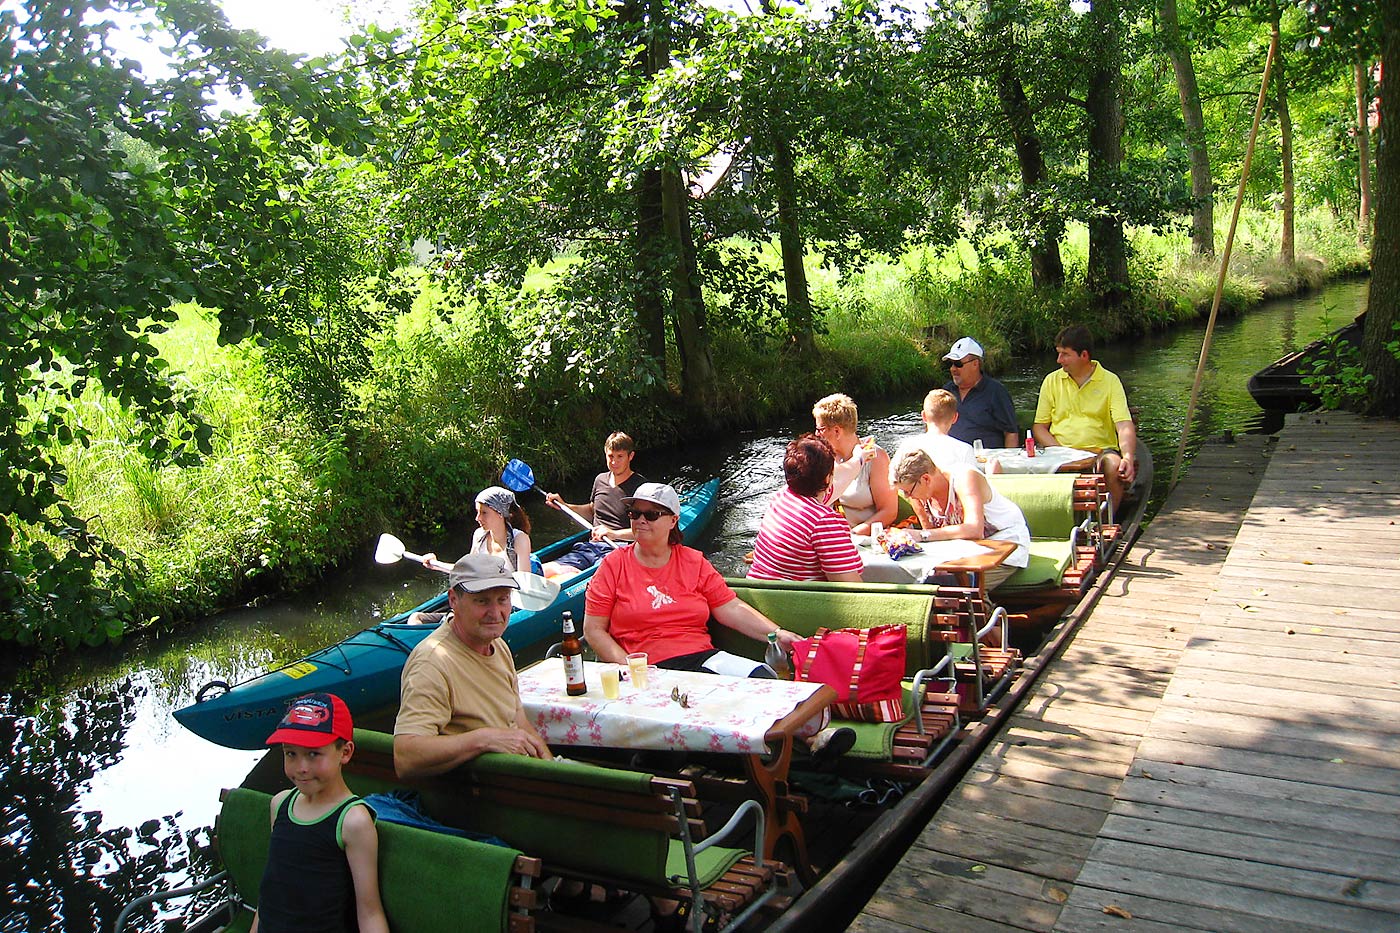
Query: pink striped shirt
747,487,864,582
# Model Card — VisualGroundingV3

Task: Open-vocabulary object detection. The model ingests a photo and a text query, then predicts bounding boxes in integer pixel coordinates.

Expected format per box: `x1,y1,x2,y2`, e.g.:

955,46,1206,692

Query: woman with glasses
811,394,897,535
582,482,858,773
888,446,1030,592
748,434,865,583
582,483,799,675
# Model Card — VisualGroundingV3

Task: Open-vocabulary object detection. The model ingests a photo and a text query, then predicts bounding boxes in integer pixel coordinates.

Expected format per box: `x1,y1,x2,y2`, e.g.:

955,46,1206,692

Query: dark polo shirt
942,375,1019,449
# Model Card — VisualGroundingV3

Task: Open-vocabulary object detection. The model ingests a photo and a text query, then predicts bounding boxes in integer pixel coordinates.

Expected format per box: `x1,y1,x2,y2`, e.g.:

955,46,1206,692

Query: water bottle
1024,430,1036,458
765,631,793,680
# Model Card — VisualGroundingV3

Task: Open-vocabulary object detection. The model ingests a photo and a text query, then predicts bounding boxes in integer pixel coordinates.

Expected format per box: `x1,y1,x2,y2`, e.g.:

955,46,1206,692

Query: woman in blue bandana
471,486,533,573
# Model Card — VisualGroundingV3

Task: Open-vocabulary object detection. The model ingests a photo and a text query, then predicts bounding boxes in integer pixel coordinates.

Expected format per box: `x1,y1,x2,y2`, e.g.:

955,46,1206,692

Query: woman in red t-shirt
583,483,800,671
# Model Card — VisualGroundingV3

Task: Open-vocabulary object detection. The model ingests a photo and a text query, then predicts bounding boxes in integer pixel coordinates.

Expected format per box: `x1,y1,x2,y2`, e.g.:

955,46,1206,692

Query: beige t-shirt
394,619,524,737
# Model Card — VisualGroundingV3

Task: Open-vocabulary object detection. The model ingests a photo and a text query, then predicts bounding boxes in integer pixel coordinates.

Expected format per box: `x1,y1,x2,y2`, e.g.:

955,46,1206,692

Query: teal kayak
174,477,721,749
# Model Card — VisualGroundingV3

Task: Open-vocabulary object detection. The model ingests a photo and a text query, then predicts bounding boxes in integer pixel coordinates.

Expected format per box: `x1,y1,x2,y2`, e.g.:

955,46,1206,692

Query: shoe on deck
808,726,856,765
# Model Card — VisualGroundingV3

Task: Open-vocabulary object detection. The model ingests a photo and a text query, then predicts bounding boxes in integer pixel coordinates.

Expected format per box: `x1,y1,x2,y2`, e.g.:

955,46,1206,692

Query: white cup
972,438,984,454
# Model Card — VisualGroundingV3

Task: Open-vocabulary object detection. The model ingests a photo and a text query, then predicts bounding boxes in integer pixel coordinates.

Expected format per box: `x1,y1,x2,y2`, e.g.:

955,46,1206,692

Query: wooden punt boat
154,452,1153,932
1247,312,1365,412
172,477,720,751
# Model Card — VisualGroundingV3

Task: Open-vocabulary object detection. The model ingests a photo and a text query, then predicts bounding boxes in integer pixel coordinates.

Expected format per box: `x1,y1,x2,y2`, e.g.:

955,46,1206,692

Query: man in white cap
394,554,551,778
941,337,1020,450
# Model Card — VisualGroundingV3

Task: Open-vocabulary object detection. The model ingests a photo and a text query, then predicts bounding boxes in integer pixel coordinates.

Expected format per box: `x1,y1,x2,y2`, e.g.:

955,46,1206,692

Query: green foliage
257,162,411,425
1300,318,1400,412
1,0,375,646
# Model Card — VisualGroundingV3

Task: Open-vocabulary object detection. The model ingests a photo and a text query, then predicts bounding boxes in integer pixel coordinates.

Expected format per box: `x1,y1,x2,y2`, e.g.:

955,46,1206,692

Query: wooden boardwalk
852,413,1400,933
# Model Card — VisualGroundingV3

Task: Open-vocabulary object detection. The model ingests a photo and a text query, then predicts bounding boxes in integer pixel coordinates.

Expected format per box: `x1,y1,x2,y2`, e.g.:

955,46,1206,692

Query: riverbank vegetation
3,0,1392,649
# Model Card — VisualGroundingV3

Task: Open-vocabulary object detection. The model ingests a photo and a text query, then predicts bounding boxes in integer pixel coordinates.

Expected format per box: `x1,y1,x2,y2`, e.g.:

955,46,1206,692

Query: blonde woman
812,393,897,535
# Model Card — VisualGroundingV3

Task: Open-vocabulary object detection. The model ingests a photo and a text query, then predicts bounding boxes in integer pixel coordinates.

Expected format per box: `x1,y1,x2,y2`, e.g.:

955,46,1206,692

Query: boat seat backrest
986,474,1081,540
345,729,701,889
718,577,941,676
215,786,532,933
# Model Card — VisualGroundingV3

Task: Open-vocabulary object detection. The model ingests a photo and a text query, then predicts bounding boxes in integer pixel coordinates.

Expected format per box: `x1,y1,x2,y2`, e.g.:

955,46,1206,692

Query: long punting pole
1171,32,1279,488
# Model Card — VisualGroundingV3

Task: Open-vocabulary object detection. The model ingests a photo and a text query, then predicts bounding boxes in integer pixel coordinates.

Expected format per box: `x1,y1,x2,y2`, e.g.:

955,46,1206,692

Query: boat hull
174,477,721,749
1247,313,1365,412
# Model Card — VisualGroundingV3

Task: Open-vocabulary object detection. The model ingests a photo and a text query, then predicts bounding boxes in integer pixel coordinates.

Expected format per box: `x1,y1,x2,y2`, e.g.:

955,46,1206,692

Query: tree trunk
1086,0,1129,310
635,169,668,364
771,134,816,353
1356,58,1373,243
996,65,1066,288
645,0,714,405
1273,16,1295,267
1363,2,1399,415
757,0,817,351
660,167,717,405
628,0,667,366
1160,0,1214,257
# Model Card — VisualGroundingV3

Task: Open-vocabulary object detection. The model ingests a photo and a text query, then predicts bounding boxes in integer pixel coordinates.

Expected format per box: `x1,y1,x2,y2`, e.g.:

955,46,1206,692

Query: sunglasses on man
948,357,977,369
627,508,670,522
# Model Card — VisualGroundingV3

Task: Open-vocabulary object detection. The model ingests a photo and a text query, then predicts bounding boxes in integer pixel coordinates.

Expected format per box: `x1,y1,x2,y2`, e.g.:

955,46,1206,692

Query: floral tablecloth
978,445,1096,474
518,658,828,754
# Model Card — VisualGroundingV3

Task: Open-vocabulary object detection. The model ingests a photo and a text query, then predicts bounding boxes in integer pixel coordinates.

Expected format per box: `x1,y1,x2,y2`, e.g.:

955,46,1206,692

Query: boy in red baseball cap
251,693,388,933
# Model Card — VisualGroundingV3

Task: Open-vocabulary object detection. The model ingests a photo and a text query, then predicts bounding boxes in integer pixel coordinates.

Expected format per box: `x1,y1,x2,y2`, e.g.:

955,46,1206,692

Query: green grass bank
23,208,1370,649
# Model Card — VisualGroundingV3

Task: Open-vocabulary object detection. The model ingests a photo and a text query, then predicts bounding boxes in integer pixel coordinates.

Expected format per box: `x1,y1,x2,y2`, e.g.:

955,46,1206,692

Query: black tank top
256,791,367,933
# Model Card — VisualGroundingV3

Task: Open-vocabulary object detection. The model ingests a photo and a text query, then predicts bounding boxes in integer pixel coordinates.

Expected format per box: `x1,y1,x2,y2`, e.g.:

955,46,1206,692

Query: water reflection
0,279,1366,932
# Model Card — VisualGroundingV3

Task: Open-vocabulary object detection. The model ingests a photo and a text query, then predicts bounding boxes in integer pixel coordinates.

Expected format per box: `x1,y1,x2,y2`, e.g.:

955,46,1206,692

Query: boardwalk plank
969,756,1126,797
1055,890,1352,933
1097,813,1400,881
1004,715,1150,750
955,769,1118,812
1069,858,1395,932
854,416,1400,932
871,858,1066,929
1108,797,1400,858
1114,775,1400,852
1148,704,1400,754
860,890,1045,933
1132,736,1400,795
1157,677,1400,724
1123,760,1400,815
1080,836,1400,910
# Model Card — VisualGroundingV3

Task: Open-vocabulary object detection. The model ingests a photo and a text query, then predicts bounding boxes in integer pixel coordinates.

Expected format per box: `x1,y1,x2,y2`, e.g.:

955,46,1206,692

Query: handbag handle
804,626,869,702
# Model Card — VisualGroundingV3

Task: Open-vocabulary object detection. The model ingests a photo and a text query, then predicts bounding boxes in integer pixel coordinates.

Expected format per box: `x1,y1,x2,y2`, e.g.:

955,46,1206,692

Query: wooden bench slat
469,785,682,834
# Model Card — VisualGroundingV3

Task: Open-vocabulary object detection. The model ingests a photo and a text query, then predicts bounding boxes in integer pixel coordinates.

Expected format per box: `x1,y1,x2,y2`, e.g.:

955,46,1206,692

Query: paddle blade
500,459,537,494
374,533,406,565
511,571,561,612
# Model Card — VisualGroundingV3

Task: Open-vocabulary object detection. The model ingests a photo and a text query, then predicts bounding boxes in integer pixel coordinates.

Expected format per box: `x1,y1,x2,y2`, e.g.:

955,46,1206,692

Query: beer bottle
561,611,587,696
765,631,793,680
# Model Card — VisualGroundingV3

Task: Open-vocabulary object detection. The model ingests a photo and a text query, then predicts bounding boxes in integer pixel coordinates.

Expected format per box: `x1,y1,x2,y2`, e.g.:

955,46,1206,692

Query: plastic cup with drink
626,652,650,690
600,665,621,699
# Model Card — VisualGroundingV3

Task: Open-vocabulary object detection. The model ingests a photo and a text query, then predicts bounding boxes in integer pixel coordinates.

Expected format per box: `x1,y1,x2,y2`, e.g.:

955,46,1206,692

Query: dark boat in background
1247,312,1366,412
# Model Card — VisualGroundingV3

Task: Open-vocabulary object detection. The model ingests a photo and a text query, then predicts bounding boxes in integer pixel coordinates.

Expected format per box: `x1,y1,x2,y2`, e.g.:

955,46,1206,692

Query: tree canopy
2,0,1391,647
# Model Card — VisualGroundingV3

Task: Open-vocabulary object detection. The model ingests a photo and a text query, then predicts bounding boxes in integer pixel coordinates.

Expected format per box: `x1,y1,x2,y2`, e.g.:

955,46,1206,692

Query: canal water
0,280,1368,932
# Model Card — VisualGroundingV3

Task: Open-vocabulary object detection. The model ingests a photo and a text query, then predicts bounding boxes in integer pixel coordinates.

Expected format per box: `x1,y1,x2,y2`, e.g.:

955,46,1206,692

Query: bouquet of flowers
877,526,922,561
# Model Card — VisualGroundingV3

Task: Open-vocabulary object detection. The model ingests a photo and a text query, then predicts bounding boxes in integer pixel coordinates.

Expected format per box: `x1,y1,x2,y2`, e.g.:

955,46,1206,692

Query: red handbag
792,625,907,723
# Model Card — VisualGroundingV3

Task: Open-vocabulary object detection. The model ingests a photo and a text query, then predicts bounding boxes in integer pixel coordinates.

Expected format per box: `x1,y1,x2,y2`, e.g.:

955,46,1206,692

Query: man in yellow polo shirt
1032,325,1138,514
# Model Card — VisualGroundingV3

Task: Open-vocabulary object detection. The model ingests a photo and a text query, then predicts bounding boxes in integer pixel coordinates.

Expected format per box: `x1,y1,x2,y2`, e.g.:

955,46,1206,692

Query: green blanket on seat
217,787,525,933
